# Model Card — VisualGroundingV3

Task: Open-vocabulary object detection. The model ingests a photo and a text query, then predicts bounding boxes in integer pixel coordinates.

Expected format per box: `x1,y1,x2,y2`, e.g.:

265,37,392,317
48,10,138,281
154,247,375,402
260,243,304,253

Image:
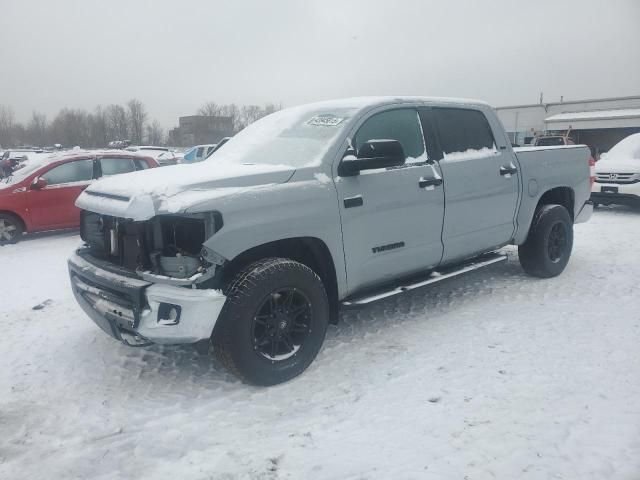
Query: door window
133,158,150,170
42,159,94,185
354,109,426,163
434,108,495,155
196,147,205,158
100,157,136,176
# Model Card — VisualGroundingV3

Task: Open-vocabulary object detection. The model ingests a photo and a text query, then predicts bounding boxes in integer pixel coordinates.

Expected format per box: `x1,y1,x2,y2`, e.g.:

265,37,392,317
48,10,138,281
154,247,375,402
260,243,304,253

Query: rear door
432,107,519,263
334,106,445,294
27,158,95,230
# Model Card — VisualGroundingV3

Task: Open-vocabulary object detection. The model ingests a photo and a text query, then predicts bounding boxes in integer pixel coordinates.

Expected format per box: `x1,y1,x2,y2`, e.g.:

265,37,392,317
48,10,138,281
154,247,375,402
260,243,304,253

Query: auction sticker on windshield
307,115,344,127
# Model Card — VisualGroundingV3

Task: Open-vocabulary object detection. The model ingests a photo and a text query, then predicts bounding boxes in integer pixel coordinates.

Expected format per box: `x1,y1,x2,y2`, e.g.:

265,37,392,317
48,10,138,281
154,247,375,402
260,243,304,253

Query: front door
333,107,445,295
27,158,95,230
431,107,519,263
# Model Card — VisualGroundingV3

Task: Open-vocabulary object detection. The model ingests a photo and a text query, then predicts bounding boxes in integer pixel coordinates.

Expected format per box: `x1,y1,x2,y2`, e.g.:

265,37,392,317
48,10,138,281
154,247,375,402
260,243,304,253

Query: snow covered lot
1,207,639,480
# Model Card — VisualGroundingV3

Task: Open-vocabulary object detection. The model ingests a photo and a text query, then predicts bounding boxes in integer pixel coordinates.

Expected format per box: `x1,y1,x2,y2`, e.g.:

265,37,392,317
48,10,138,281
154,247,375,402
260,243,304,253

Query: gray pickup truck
68,96,593,385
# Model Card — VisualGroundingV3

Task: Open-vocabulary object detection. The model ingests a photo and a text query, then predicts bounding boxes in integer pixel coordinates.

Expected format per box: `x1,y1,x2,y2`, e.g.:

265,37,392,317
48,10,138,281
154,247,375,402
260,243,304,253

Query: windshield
1,161,46,185
208,106,357,168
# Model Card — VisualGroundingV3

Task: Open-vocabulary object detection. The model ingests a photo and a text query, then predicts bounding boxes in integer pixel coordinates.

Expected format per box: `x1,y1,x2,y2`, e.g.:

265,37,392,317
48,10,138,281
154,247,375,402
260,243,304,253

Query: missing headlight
146,216,212,278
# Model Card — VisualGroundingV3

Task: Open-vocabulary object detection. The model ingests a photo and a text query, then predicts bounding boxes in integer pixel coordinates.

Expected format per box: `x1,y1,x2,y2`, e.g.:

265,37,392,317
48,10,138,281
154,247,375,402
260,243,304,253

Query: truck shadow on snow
88,251,531,388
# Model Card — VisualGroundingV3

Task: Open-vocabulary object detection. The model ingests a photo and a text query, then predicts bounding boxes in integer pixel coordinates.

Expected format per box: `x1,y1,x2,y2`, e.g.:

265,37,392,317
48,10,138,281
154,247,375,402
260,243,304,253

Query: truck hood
77,162,295,220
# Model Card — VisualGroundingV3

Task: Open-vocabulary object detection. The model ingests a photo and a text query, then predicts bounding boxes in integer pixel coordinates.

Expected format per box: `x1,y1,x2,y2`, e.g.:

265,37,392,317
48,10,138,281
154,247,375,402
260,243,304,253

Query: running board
341,252,507,307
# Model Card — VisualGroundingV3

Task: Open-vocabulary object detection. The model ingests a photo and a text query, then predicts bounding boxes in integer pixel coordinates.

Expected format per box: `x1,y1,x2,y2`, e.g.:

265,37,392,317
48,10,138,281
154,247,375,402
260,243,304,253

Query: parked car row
0,150,157,244
126,145,179,166
0,136,236,243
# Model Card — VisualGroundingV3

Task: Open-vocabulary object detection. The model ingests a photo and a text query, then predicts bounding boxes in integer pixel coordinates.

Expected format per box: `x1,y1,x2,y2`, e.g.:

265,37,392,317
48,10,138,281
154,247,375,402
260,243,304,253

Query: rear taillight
589,156,596,187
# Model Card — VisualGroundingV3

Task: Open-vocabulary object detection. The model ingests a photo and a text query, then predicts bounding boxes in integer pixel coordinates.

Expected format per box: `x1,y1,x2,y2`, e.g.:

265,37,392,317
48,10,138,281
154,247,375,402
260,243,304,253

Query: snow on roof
128,146,169,151
545,108,640,123
291,96,490,112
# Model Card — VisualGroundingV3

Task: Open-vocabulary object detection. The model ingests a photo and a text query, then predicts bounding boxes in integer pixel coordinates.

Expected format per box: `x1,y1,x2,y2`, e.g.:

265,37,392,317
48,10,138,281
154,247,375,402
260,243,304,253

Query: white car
182,144,218,163
591,133,640,207
126,146,178,167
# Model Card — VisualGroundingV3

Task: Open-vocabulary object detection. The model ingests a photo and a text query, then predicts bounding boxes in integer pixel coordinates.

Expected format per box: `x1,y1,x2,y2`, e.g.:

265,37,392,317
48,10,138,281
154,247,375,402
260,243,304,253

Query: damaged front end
79,210,225,287
69,210,227,345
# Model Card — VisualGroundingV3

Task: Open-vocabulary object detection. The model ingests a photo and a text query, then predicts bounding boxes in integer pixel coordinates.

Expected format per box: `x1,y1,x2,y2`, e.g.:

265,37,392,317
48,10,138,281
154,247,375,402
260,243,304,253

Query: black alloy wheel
547,222,568,263
252,288,312,361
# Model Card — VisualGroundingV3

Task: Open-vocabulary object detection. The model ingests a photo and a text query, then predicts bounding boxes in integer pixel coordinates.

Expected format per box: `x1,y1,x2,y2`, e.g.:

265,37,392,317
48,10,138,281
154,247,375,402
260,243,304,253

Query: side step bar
341,252,507,307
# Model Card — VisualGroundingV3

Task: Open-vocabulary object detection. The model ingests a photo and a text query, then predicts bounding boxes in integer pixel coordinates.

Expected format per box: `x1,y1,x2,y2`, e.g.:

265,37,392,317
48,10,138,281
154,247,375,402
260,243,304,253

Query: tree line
0,100,281,149
0,100,159,149
194,102,280,132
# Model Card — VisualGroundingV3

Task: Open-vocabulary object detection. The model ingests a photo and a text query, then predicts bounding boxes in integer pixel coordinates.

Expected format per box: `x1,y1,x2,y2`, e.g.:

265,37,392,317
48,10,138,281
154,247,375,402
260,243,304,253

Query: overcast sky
1,0,639,128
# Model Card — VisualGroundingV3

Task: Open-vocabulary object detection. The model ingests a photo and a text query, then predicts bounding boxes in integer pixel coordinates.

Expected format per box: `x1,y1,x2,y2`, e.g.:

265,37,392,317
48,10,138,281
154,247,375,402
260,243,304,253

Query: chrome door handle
499,165,518,176
418,177,443,188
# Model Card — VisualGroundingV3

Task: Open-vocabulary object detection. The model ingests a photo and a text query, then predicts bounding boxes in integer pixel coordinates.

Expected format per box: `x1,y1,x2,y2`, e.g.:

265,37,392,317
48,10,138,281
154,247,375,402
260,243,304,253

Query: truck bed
512,144,592,244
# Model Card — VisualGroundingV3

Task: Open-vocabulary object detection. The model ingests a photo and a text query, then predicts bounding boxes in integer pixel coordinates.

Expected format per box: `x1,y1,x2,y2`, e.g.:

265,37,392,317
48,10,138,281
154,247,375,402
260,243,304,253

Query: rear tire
212,257,329,386
518,204,573,278
0,214,23,245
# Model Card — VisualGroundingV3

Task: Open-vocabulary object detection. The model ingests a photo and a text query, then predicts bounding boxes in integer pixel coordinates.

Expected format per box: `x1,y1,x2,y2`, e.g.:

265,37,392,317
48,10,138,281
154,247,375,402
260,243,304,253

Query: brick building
169,115,234,147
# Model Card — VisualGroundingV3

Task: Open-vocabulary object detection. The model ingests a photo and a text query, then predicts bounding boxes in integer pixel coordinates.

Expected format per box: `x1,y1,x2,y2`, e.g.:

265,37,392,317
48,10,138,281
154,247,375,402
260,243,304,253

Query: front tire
212,257,329,386
518,204,573,278
0,214,23,245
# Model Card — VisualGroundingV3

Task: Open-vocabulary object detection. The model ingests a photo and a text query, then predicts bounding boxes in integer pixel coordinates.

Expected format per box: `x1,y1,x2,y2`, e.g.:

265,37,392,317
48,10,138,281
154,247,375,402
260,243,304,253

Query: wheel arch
0,210,27,232
220,237,340,324
536,186,575,220
514,185,575,245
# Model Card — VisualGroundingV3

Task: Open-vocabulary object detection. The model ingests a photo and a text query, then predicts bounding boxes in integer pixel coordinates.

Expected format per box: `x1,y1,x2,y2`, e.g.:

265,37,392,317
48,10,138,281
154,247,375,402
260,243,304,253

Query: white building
495,95,640,157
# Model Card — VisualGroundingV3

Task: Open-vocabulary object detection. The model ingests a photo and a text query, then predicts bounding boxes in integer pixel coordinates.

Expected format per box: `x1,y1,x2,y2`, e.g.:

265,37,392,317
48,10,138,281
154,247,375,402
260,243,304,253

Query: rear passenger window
133,158,150,171
100,158,136,177
434,108,495,155
354,109,426,163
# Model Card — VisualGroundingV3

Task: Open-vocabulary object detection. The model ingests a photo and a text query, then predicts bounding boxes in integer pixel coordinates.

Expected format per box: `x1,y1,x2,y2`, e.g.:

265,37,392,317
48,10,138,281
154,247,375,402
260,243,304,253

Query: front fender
195,178,347,298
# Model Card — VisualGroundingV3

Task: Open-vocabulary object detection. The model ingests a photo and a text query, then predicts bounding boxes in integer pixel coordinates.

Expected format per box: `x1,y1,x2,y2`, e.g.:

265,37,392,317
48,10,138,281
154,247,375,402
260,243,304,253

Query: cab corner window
435,108,496,156
354,109,427,164
41,159,94,185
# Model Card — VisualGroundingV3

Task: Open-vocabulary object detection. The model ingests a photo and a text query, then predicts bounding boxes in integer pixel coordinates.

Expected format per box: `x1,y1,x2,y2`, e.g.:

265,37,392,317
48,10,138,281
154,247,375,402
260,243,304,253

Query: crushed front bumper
68,252,226,345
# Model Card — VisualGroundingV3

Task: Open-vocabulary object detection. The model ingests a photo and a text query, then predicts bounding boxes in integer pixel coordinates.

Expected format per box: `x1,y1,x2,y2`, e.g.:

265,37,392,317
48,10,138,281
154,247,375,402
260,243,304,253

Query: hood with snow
596,133,640,173
77,161,295,220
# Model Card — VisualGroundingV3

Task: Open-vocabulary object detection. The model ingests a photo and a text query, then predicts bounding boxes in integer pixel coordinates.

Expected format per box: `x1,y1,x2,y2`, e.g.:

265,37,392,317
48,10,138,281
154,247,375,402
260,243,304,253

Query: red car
0,151,158,244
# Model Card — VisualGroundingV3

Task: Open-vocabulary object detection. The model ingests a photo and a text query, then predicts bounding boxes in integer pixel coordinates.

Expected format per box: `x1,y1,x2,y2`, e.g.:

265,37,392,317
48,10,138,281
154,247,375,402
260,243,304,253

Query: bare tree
105,104,129,141
50,109,91,147
146,120,164,145
27,111,48,146
197,102,221,117
88,106,109,147
237,105,263,131
127,99,147,145
0,105,16,147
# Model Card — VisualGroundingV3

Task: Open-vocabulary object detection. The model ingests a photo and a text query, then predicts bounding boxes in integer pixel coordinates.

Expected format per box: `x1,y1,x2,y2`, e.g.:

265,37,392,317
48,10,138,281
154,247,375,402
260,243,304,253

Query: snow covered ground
1,207,639,480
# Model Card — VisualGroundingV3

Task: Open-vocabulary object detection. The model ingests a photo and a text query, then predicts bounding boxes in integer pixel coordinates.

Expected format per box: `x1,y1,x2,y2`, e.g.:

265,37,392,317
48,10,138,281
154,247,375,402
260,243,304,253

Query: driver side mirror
31,177,47,190
338,139,405,177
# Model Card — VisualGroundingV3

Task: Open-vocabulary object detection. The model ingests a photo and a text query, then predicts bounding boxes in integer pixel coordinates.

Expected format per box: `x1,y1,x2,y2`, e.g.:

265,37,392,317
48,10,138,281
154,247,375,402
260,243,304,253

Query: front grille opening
81,211,208,278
